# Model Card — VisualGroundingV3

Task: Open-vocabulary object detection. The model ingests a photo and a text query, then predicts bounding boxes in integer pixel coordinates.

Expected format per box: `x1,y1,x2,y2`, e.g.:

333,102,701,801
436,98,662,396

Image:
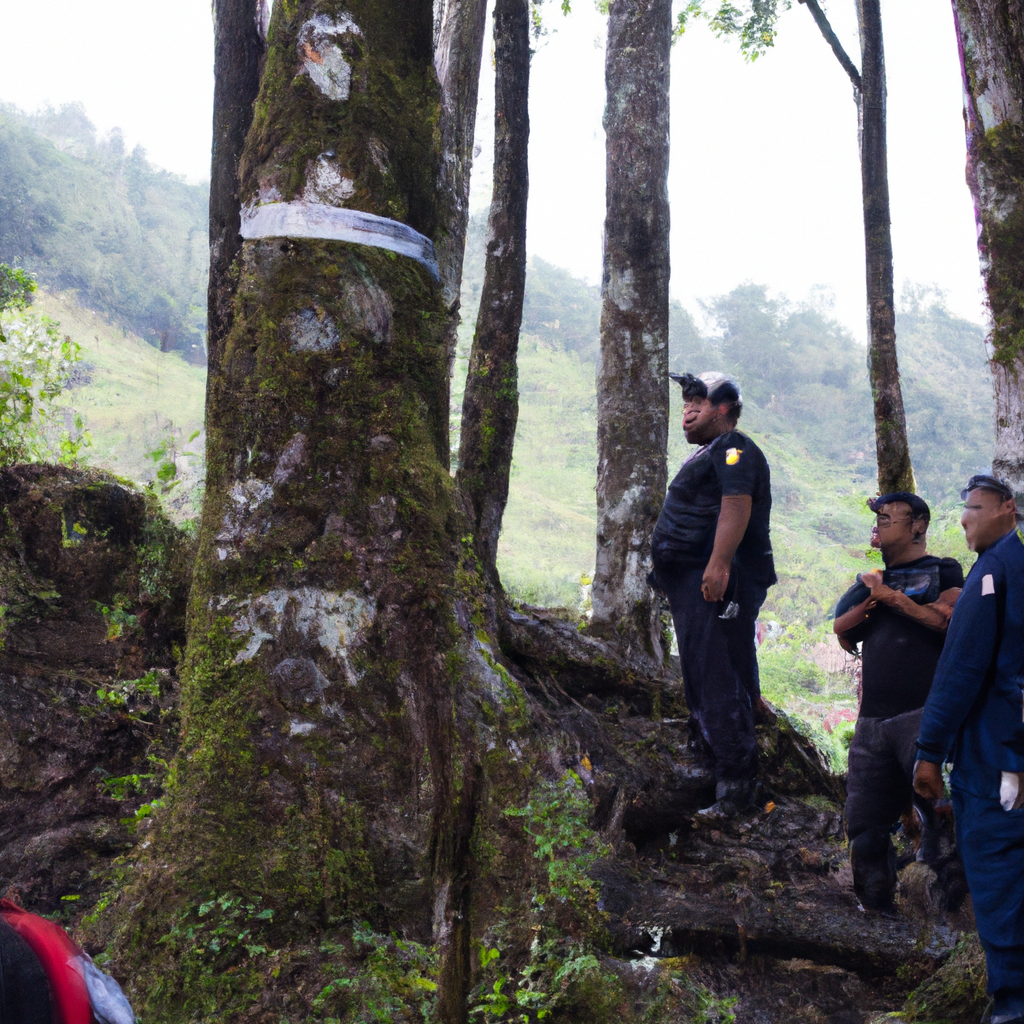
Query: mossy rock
902,932,988,1023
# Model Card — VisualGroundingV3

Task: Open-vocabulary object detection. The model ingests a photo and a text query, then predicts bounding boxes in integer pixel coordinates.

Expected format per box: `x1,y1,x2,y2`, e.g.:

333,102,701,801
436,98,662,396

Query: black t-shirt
836,554,964,719
651,429,776,585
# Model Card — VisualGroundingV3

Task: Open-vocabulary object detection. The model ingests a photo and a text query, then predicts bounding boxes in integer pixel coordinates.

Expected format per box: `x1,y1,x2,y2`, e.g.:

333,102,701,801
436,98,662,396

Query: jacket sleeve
916,561,1003,763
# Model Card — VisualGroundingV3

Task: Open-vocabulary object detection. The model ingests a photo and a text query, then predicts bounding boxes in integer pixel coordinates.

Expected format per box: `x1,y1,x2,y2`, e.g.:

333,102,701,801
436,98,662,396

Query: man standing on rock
651,372,776,819
915,474,1024,1024
833,493,963,911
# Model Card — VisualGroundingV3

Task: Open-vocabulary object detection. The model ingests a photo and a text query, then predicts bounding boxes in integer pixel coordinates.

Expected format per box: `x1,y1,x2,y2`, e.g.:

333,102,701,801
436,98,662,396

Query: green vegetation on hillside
0,103,208,361
31,288,206,519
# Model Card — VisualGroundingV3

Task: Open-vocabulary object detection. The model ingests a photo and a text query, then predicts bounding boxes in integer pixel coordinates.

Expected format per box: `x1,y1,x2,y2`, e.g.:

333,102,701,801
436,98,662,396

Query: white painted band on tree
240,201,439,280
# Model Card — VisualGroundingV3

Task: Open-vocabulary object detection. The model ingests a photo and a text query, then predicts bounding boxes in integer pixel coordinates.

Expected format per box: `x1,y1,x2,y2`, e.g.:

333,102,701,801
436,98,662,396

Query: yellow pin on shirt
725,447,743,465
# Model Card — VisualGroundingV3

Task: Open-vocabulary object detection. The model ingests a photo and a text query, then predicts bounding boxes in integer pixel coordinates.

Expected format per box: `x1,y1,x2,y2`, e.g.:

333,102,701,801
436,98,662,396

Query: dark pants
953,785,1024,1018
845,708,928,909
656,562,767,783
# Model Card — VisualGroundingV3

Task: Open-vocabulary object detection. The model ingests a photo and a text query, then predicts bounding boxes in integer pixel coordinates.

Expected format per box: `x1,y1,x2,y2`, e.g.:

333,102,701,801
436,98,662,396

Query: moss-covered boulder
0,464,191,918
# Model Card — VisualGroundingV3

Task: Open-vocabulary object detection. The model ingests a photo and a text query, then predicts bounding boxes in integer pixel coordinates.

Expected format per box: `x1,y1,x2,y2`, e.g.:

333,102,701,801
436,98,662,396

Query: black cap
868,492,931,521
960,473,1015,502
669,371,741,405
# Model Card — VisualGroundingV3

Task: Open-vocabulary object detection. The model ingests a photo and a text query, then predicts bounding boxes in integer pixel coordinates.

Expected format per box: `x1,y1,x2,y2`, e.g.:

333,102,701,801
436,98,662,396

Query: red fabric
0,900,92,1024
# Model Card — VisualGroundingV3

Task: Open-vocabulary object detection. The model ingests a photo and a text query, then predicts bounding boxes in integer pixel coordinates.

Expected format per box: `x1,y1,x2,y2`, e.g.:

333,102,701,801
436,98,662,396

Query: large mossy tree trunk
108,2,509,1020
952,0,1024,492
856,0,915,495
207,0,266,377
457,0,531,581
591,0,671,667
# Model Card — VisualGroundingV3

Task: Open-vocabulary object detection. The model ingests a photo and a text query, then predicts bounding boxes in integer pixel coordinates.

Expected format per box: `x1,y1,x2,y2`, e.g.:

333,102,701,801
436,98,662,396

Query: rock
0,465,190,916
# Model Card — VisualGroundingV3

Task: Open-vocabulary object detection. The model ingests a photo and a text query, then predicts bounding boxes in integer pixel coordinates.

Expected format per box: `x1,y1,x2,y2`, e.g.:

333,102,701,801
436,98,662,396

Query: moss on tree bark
952,0,1024,492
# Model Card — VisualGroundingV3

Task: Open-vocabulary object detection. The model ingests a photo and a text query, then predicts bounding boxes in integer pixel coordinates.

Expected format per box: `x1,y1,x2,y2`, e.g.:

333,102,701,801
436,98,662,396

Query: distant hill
0,103,208,362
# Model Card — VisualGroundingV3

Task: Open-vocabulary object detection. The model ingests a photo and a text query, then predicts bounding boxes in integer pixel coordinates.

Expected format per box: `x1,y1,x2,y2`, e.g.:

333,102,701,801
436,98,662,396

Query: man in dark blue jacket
915,474,1024,1024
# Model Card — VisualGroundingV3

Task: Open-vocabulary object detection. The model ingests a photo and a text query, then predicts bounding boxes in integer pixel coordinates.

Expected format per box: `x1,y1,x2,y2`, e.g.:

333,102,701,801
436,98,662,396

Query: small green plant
472,940,618,1024
99,773,154,800
146,429,200,494
96,669,162,707
159,894,276,967
308,924,439,1022
94,595,139,641
123,797,164,830
506,770,610,918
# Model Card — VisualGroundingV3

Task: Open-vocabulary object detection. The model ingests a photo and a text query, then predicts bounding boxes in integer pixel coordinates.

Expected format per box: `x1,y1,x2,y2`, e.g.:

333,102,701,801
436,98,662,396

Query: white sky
0,0,985,340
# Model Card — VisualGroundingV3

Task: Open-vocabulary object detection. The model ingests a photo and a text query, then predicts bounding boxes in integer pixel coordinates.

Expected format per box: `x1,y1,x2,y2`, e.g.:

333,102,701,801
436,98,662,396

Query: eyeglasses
875,515,912,528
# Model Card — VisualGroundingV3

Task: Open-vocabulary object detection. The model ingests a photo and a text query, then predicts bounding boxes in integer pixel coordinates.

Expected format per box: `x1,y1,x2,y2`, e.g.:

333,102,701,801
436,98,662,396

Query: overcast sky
0,0,984,340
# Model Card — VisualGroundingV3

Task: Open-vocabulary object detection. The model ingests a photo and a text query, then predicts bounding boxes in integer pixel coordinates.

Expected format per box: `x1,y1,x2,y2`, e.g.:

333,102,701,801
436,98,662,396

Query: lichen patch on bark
230,587,376,678
285,306,340,352
302,155,357,203
297,14,364,100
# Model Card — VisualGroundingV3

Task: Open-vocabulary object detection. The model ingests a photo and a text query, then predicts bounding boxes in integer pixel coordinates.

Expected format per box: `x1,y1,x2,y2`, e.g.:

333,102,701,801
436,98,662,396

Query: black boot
694,778,757,823
849,828,897,910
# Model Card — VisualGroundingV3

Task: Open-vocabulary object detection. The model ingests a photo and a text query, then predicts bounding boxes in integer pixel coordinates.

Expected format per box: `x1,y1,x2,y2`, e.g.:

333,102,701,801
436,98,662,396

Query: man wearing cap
651,371,776,818
914,475,1024,1024
833,493,963,911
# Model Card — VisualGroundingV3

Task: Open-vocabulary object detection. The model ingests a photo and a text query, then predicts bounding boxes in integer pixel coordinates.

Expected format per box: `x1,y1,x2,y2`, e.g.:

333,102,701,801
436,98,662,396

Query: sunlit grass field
34,288,206,507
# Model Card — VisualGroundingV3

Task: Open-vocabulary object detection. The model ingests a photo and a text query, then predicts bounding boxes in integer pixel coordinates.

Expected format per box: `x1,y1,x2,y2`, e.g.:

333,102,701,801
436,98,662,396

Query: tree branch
799,0,862,93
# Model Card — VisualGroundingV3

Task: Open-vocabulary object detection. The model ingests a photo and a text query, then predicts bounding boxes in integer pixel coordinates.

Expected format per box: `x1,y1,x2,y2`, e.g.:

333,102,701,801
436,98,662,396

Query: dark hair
670,372,742,421
868,491,930,523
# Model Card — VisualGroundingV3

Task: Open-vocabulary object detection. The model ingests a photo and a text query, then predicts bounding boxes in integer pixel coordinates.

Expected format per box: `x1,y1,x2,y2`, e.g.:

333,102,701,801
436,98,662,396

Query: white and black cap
669,371,742,406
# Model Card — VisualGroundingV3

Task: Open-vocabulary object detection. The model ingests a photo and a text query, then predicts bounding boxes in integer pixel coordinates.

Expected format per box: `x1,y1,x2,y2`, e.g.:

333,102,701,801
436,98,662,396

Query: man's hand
860,569,900,607
702,557,730,603
913,759,945,802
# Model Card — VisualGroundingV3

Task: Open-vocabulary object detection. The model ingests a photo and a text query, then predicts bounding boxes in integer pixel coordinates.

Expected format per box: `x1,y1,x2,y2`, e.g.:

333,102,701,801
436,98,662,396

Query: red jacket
0,900,93,1024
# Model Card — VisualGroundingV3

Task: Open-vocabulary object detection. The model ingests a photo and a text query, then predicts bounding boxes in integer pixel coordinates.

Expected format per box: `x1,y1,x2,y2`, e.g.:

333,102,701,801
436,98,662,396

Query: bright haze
0,0,983,341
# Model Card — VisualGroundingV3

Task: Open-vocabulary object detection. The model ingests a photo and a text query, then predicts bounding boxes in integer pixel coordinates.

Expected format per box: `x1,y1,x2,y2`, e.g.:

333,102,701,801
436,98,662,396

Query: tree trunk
456,0,531,580
434,0,490,315
109,2,502,1019
434,0,490,398
207,0,266,378
591,0,671,666
856,0,915,494
950,0,1024,493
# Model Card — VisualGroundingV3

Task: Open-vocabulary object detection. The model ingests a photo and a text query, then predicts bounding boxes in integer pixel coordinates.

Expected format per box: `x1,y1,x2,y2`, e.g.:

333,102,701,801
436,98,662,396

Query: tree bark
856,0,915,494
950,0,1024,493
456,0,531,581
591,0,671,666
110,2,501,1019
207,0,266,378
434,0,490,394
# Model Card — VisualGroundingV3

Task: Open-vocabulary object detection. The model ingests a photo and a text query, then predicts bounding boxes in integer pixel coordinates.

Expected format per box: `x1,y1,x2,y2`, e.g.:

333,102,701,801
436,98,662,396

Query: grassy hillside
33,289,206,518
0,103,208,360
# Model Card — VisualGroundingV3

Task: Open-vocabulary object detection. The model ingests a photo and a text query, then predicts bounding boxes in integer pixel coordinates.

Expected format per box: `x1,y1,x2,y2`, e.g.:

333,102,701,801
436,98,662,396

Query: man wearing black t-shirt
834,493,963,910
651,371,776,818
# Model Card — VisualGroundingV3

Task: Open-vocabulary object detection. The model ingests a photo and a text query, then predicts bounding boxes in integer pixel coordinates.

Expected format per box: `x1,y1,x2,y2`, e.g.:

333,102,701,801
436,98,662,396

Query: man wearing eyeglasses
833,492,963,911
651,371,776,820
914,475,1024,1024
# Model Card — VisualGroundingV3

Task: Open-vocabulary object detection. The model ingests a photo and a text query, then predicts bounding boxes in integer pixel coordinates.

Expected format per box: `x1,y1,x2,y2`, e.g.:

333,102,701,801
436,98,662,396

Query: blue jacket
917,526,1024,800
